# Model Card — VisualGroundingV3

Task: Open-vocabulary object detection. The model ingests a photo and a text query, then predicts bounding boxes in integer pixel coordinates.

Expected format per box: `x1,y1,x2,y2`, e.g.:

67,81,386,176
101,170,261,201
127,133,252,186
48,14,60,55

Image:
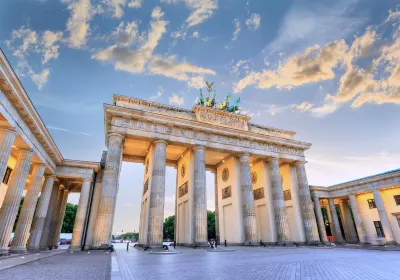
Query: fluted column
311,195,328,243
268,158,290,243
53,188,69,248
348,194,368,244
214,169,220,244
85,170,103,249
239,154,258,244
70,178,92,250
39,181,59,250
9,164,46,253
0,149,34,255
0,127,17,180
341,199,358,243
147,140,167,247
27,175,56,250
93,133,124,248
193,146,208,245
327,198,344,243
372,189,396,244
295,162,320,244
48,185,65,249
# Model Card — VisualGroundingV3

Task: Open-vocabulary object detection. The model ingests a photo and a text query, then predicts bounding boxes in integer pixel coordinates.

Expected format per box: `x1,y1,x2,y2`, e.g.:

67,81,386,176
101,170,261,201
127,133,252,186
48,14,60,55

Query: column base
90,244,112,250
385,241,397,245
8,247,27,254
243,241,260,246
26,247,41,253
0,248,10,256
306,240,322,246
68,246,82,252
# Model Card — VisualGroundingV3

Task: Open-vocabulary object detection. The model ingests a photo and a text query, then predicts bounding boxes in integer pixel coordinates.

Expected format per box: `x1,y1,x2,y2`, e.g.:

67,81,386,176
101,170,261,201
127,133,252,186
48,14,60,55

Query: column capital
17,148,35,157
82,178,93,182
0,126,18,135
238,153,250,162
45,174,56,179
108,132,125,140
192,145,206,151
294,160,306,166
153,139,168,146
33,163,47,168
267,156,279,163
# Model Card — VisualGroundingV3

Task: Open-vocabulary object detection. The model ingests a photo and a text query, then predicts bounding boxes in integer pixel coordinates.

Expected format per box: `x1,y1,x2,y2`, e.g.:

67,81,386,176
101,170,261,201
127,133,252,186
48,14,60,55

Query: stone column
93,133,124,248
239,154,258,244
341,199,358,243
214,169,220,244
27,175,56,250
85,170,103,249
0,149,34,255
53,188,69,248
268,157,290,244
372,189,396,244
327,198,344,243
147,140,167,247
311,195,328,243
39,181,59,250
193,146,208,245
0,127,17,180
9,164,46,253
47,184,65,249
348,194,368,244
70,179,92,250
295,162,320,244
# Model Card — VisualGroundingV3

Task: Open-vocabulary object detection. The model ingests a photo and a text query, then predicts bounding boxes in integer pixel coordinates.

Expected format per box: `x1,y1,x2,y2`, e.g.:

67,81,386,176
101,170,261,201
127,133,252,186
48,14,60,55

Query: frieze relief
113,117,303,157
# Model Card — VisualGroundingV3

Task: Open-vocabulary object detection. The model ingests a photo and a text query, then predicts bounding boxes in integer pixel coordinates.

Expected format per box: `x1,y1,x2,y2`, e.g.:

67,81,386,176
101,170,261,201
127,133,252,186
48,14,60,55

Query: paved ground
1,244,400,279
0,250,111,280
113,245,400,280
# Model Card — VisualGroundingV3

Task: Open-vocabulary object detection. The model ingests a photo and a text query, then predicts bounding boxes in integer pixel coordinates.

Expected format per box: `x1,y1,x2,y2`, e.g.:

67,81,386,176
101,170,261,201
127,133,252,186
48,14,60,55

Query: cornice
60,159,100,171
104,104,312,150
0,49,63,164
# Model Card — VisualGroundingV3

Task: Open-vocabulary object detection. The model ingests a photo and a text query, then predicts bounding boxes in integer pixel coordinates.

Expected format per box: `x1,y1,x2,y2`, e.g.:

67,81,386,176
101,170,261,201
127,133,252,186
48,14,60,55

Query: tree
120,232,139,240
13,196,24,232
163,215,175,240
61,203,77,233
207,210,215,239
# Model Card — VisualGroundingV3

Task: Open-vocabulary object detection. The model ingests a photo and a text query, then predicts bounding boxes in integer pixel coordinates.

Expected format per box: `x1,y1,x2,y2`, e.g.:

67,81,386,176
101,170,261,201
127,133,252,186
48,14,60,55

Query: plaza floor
1,245,400,280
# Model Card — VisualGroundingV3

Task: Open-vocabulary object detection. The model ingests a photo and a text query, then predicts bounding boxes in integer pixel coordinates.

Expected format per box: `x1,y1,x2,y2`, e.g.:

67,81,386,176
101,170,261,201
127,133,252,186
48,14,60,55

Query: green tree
207,210,215,239
163,215,175,240
120,232,139,240
13,196,24,232
61,203,77,233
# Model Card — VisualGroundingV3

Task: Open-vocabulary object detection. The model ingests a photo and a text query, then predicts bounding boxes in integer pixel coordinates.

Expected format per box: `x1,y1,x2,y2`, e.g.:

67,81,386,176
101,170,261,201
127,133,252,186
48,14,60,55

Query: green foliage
61,203,77,233
163,215,175,239
207,210,215,239
120,232,139,240
13,196,24,232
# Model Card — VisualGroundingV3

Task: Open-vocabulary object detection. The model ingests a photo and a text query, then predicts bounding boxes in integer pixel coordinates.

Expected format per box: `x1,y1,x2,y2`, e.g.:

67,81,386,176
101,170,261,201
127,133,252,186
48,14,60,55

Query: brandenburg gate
90,93,321,249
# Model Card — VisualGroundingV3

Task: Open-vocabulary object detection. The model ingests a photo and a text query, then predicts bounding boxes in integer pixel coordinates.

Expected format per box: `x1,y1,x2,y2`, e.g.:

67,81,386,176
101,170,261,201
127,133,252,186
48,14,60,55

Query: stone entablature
0,50,63,172
105,104,311,160
310,169,400,198
56,160,100,180
112,95,295,140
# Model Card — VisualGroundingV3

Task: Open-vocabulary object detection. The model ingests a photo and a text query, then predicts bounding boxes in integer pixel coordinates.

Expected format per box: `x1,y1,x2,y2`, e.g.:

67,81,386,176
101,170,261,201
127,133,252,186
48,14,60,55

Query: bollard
127,242,130,251
224,240,227,247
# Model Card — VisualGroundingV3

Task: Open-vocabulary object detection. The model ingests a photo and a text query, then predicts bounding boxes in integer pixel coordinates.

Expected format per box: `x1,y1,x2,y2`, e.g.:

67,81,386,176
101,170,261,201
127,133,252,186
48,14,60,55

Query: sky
1,0,399,233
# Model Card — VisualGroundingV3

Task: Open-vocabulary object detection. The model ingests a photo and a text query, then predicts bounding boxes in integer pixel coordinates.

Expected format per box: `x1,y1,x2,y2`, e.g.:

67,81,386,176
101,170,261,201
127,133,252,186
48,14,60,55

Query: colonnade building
0,49,399,254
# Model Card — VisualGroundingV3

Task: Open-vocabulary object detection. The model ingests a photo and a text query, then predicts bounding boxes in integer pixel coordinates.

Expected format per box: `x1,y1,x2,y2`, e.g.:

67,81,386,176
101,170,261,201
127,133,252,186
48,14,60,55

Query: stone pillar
372,189,396,244
9,164,46,253
27,175,56,250
348,194,368,244
239,154,258,244
0,127,17,180
192,146,208,245
53,188,69,248
327,198,344,243
85,171,103,249
311,195,328,243
268,158,290,244
0,149,34,255
295,162,320,244
93,133,124,248
39,181,59,250
48,184,65,249
341,199,358,243
214,169,220,244
147,140,167,247
70,179,92,250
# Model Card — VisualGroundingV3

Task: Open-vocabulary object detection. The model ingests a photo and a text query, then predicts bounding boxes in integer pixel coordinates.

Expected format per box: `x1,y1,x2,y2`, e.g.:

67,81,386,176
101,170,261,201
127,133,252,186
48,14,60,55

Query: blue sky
1,0,399,232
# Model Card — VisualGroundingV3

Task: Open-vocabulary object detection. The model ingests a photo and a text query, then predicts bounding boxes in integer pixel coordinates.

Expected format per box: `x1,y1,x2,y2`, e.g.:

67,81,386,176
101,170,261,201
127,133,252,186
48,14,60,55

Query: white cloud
192,31,199,38
232,18,241,40
245,13,260,30
42,31,63,64
92,7,216,84
47,125,92,136
168,93,184,106
188,76,205,89
64,0,94,48
128,0,142,8
231,59,250,75
295,102,313,112
150,86,163,100
171,30,186,39
30,69,50,90
111,21,140,46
